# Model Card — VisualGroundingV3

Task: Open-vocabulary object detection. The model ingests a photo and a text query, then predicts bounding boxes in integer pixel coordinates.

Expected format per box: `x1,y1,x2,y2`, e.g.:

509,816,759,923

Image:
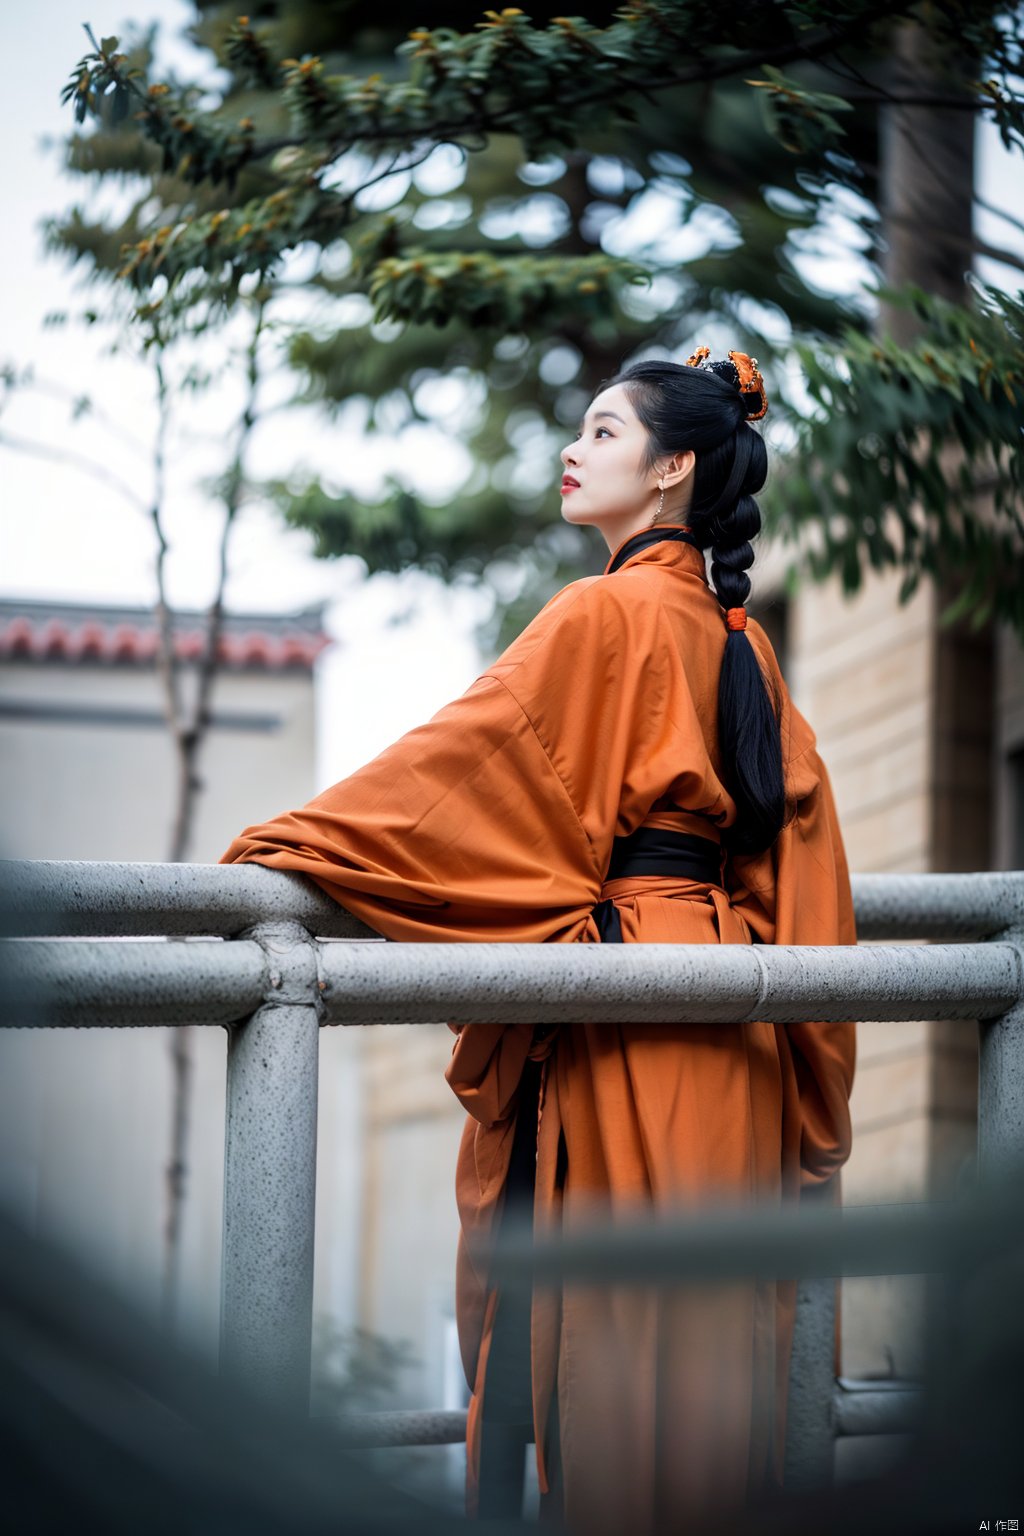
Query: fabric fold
218,534,857,1531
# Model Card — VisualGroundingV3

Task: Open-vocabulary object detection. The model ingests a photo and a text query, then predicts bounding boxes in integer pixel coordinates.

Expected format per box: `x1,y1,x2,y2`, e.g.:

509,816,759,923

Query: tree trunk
879,18,990,1215
159,304,265,1332
878,20,976,332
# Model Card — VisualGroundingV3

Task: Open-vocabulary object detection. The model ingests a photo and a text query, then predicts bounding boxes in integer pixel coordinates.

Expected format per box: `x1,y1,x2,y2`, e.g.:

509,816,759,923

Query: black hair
601,356,785,857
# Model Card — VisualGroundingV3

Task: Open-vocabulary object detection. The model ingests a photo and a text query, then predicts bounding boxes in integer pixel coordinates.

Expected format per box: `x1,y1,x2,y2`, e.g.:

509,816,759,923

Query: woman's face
558,382,692,553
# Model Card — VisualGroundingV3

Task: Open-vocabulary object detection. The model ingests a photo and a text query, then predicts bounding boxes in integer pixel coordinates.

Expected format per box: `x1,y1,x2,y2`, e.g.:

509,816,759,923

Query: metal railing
1,860,1022,1492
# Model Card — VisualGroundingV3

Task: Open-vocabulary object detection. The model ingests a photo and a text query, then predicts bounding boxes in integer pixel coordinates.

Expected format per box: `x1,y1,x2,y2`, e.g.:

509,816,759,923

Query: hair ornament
725,606,747,632
727,350,768,421
685,344,768,422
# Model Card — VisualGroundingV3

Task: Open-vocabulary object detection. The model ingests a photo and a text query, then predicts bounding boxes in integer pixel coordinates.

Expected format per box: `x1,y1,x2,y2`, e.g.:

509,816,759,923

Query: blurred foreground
2,1196,1022,1536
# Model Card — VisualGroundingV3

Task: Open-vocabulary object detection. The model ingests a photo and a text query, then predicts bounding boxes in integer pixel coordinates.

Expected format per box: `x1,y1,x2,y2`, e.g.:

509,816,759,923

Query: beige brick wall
994,624,1024,864
788,567,935,874
789,570,936,1373
357,1022,465,1407
788,567,989,1379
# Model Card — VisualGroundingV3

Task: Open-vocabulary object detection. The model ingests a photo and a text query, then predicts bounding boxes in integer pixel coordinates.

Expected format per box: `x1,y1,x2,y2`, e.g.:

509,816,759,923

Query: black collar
604,525,701,576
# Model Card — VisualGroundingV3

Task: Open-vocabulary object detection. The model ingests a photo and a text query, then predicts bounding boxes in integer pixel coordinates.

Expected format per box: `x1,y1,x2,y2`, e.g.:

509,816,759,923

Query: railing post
978,910,1024,1183
783,1175,838,1491
220,919,321,1411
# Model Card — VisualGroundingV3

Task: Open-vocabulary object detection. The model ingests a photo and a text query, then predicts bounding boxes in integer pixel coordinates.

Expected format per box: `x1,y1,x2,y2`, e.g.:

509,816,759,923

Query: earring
651,482,665,526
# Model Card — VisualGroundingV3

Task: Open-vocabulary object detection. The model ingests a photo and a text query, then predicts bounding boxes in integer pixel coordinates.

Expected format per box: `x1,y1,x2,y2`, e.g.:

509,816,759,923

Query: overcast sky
0,0,494,786
2,1,1022,789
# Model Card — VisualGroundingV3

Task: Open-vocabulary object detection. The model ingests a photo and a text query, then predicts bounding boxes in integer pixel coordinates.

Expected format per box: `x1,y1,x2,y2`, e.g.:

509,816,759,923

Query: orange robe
219,531,856,1533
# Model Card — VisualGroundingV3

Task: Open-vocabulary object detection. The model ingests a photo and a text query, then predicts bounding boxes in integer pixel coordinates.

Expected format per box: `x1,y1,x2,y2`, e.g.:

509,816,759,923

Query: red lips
562,476,580,488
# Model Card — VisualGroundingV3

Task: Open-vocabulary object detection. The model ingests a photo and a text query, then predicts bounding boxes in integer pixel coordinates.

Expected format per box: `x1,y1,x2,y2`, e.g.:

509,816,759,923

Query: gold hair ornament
685,345,768,421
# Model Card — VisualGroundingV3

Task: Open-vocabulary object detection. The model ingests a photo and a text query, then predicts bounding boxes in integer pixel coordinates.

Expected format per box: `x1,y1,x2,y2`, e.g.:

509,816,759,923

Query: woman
219,348,857,1533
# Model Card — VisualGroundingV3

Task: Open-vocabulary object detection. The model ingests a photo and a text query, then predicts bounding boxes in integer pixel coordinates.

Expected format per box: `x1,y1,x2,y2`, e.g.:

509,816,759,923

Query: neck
596,510,669,554
604,523,697,575
595,492,691,554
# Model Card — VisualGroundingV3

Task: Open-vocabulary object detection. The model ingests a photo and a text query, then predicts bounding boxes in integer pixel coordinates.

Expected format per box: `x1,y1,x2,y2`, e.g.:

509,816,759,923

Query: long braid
600,355,785,856
696,429,783,854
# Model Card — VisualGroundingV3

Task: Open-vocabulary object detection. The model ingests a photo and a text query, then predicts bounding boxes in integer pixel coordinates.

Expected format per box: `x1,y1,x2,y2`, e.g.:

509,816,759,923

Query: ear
659,449,695,487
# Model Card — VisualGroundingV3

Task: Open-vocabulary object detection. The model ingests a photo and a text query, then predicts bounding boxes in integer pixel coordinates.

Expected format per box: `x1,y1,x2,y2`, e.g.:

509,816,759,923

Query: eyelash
573,426,612,440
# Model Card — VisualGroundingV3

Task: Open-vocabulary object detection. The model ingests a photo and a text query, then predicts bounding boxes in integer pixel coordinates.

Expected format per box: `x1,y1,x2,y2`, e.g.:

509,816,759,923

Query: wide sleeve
728,709,857,1190
218,669,602,944
487,570,728,851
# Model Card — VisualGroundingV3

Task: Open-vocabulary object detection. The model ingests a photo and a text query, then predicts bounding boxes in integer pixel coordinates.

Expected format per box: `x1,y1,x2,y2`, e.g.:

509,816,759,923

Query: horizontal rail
2,938,1019,1028
329,1381,925,1448
0,860,377,940
488,1188,1024,1288
334,1409,469,1449
1,938,266,1027
832,1377,924,1437
2,861,1022,942
850,871,1023,940
315,941,1021,1025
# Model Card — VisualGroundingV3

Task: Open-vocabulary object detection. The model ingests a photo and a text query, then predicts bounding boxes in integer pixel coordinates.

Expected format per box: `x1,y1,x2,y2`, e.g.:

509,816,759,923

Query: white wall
0,653,348,1360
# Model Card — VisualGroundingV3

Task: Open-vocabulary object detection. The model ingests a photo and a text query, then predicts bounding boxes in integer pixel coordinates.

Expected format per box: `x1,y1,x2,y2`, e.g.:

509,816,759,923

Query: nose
561,443,579,469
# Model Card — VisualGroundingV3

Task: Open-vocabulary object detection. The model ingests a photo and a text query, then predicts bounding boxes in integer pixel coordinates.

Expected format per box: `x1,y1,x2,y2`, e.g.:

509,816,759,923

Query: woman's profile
219,348,857,1534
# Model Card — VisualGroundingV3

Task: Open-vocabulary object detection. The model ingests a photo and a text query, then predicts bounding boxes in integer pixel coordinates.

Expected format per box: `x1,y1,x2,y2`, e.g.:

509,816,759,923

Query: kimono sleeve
728,721,857,1190
489,570,723,851
218,671,602,944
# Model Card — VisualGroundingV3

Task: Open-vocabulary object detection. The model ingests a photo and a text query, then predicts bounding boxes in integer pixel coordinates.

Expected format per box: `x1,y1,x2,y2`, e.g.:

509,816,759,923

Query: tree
56,2,1022,638
1,282,274,1326
784,9,1022,628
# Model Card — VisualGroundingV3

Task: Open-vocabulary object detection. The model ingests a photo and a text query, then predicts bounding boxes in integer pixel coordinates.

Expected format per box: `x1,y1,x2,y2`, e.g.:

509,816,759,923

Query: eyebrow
577,410,625,431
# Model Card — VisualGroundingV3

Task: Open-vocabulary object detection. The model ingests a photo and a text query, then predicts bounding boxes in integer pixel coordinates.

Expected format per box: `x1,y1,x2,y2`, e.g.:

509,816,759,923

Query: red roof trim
0,615,330,671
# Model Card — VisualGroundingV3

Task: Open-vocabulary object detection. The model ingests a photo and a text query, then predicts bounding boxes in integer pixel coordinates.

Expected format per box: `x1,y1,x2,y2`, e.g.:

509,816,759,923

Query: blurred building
788,572,1023,1402
0,597,328,861
0,596,349,1360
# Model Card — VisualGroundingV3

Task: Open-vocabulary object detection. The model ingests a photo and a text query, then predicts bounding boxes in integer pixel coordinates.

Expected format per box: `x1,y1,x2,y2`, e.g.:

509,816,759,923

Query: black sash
595,826,722,944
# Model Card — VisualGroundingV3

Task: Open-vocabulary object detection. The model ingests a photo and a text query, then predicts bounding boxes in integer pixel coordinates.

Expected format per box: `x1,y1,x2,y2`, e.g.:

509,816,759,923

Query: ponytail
602,355,786,856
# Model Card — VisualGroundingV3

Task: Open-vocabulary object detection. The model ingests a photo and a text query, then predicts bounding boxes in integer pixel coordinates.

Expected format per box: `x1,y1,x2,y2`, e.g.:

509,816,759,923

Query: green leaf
111,84,131,125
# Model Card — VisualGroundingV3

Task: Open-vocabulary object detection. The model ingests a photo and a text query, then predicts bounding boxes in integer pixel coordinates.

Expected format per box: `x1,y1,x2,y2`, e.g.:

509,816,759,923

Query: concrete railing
1,860,1022,1493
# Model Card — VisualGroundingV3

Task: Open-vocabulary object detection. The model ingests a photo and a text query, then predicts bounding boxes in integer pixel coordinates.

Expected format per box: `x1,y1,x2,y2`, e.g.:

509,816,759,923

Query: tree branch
81,2,921,178
973,191,1024,242
885,210,1024,277
149,352,185,769
188,296,268,816
4,372,153,461
831,90,985,110
971,236,1024,277
0,428,149,512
